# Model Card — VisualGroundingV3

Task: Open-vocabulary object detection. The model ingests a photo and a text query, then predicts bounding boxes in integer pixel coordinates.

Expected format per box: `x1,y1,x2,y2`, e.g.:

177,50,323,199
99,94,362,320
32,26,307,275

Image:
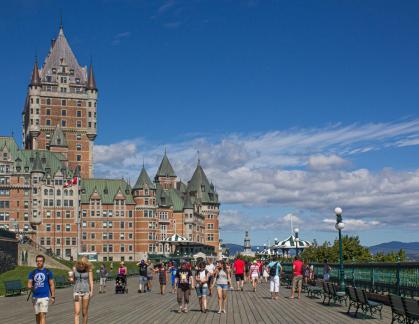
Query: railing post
396,257,401,296
371,266,375,292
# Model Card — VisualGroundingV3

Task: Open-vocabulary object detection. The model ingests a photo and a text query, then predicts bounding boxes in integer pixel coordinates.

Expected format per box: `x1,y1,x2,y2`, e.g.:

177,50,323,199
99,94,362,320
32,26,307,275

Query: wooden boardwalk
0,277,393,323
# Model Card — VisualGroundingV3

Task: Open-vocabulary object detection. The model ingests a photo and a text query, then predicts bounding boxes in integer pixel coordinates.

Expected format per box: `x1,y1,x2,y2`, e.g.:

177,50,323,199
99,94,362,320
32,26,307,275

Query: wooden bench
355,287,383,319
403,297,419,324
306,279,323,298
4,280,28,297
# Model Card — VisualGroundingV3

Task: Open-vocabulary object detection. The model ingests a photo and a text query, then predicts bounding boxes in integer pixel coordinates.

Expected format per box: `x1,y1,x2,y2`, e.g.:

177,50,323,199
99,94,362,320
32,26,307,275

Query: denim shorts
195,285,209,297
217,284,229,290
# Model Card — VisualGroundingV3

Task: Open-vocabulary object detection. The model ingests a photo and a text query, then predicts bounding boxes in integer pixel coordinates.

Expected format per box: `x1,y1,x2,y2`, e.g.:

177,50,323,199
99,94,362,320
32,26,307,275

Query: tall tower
244,231,251,253
22,24,98,178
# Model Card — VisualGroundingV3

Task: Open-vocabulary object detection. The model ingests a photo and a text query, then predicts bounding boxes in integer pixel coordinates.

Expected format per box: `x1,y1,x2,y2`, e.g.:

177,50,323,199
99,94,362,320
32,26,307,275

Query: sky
1,0,419,247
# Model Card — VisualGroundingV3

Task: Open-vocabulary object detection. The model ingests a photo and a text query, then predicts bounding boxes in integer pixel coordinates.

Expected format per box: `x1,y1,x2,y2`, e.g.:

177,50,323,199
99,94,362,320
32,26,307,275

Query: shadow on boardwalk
0,277,392,323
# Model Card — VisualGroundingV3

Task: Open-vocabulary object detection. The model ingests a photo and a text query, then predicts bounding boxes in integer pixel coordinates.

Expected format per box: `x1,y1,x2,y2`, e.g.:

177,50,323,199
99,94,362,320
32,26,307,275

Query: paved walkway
0,277,392,323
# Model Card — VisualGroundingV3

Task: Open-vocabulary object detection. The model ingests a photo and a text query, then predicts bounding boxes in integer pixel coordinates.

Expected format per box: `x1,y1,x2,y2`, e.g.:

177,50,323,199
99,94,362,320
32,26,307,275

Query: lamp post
334,207,345,292
294,228,299,256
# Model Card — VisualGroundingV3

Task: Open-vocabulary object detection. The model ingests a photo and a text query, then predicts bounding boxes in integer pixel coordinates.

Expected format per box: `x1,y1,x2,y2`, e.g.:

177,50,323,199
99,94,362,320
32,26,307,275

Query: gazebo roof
273,235,311,249
164,234,188,242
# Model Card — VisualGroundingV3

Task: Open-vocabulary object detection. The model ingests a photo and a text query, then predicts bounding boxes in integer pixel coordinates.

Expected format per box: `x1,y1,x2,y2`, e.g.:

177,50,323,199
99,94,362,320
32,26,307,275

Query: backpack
269,263,278,277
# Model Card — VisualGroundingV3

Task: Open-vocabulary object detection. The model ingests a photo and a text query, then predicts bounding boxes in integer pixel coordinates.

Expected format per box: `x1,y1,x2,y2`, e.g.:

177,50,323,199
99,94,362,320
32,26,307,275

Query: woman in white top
249,260,259,292
195,262,209,313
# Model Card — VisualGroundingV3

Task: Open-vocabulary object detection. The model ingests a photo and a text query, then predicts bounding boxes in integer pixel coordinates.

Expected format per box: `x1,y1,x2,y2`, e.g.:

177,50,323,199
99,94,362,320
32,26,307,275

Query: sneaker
183,307,188,313
217,310,222,314
177,308,183,314
222,309,226,313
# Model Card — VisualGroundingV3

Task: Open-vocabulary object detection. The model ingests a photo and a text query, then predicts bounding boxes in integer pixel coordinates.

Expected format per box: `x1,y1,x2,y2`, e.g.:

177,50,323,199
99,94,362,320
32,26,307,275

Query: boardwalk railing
281,261,419,297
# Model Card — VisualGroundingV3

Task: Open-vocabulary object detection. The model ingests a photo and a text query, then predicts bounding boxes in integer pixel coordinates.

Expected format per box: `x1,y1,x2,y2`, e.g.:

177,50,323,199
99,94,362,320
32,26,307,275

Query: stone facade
0,25,220,262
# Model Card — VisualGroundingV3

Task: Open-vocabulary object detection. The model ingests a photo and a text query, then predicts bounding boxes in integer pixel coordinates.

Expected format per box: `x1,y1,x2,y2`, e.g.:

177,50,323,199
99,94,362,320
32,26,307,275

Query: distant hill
369,241,419,260
222,243,264,256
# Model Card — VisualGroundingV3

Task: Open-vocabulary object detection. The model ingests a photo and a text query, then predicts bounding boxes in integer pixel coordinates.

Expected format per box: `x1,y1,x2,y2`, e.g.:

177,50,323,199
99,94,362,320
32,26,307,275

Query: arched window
49,189,53,195
56,189,61,196
64,189,68,196
69,189,73,196
44,189,48,195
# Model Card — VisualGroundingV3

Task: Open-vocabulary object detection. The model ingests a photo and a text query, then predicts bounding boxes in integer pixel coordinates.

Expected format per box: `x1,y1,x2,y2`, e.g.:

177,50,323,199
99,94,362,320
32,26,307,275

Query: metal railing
281,261,419,297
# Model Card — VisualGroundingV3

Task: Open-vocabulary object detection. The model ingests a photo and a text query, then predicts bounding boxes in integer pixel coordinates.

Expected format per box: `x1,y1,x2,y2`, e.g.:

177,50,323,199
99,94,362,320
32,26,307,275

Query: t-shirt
28,268,53,298
293,260,304,276
233,259,245,275
176,269,192,289
323,264,330,274
100,267,107,278
158,268,166,280
250,264,259,276
268,261,281,277
170,267,177,278
138,264,148,277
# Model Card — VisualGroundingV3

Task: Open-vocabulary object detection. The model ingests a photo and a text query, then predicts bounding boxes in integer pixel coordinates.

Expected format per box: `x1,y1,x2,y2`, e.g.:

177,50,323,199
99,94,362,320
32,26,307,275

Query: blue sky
1,0,419,247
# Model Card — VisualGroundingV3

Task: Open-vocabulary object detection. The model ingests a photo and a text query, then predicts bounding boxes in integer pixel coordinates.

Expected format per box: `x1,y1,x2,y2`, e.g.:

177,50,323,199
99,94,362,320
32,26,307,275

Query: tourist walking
233,257,245,291
69,256,94,324
262,261,269,282
137,260,148,293
99,263,108,294
27,255,55,324
309,264,314,280
205,259,215,296
147,260,154,292
323,259,331,282
303,263,310,285
249,260,259,292
195,262,209,313
157,263,168,295
267,260,282,300
225,259,234,290
212,260,231,314
291,256,304,299
175,261,194,313
169,262,177,294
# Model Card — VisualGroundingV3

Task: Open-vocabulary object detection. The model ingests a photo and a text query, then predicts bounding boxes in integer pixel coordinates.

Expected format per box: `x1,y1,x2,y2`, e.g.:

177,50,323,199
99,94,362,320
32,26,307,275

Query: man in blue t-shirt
267,260,282,300
27,255,55,324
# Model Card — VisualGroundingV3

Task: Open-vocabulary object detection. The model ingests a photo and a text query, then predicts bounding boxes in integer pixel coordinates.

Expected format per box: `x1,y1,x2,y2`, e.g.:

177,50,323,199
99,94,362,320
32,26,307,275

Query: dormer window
75,78,80,84
104,188,108,194
46,76,52,82
201,185,205,192
70,69,74,75
52,68,56,74
57,138,61,145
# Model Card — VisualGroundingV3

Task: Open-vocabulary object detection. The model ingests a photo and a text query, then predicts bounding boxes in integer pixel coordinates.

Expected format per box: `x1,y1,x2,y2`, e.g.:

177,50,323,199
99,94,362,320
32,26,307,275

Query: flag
64,176,78,188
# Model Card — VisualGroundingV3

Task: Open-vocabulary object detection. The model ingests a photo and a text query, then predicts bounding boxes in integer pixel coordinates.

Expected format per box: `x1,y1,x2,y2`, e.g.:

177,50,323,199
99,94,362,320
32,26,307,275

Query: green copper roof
183,193,193,210
133,166,155,190
186,162,219,204
0,136,20,159
32,152,44,173
167,188,184,212
156,187,172,207
81,179,135,204
156,153,176,178
50,125,68,147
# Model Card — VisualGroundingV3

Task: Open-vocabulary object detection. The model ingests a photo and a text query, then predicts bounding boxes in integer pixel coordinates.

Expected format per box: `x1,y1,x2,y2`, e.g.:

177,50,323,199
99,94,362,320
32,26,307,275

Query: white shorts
251,273,259,280
33,297,49,314
270,276,280,293
100,277,106,285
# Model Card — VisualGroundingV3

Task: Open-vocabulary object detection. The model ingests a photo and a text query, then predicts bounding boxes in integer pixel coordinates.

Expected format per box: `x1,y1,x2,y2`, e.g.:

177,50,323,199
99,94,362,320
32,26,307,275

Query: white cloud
308,154,348,170
111,32,131,46
93,119,419,230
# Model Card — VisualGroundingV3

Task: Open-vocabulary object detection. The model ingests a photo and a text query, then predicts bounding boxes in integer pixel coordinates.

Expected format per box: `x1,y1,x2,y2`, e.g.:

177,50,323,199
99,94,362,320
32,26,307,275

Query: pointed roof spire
49,125,68,147
30,56,41,87
86,62,97,91
183,193,193,210
133,165,155,190
156,151,176,178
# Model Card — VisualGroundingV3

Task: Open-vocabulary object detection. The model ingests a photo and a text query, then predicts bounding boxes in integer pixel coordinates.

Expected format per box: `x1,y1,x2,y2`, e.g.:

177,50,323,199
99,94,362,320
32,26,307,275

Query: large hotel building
0,25,220,261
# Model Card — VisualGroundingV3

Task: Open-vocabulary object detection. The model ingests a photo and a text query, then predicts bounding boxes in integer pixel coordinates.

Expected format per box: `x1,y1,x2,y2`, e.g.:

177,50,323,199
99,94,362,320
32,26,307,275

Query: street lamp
294,227,299,256
334,207,345,292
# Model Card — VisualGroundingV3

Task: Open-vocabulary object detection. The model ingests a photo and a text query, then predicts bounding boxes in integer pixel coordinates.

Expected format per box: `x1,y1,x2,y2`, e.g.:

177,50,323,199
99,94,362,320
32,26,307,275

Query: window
66,238,70,246
46,119,51,126
120,221,125,229
207,234,214,241
46,224,51,232
88,122,92,128
65,224,71,232
77,155,81,162
208,224,214,230
77,101,81,107
61,120,66,127
46,98,51,105
72,238,76,245
76,121,81,128
76,133,81,140
61,99,66,106
82,210,87,217
88,102,92,108
90,222,95,228
76,144,81,151
56,225,61,231
77,110,81,117
61,109,67,116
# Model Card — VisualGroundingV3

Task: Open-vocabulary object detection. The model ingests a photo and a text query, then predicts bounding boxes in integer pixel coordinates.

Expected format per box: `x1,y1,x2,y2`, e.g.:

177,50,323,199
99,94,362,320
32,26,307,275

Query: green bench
4,280,29,296
55,275,70,288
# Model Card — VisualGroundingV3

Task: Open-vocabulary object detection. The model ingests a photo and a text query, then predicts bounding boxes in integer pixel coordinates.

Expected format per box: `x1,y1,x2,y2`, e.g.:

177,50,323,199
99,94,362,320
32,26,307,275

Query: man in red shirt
233,258,245,291
291,256,304,299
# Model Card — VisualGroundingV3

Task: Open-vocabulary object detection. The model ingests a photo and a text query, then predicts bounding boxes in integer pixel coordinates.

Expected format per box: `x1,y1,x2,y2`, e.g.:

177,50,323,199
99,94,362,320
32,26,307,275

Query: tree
301,236,407,263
